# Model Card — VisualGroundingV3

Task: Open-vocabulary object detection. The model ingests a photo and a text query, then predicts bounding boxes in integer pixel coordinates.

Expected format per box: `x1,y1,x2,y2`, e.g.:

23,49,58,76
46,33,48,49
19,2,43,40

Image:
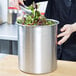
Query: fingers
57,36,69,45
15,0,20,9
14,0,24,10
57,24,73,45
57,32,66,38
19,0,24,5
60,26,66,32
60,25,68,32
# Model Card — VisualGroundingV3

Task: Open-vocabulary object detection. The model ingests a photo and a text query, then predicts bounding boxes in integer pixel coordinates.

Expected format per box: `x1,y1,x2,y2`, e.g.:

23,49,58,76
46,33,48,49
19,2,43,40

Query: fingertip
57,35,59,38
60,28,65,32
60,28,63,32
57,41,62,45
57,34,61,38
19,1,24,5
57,35,58,37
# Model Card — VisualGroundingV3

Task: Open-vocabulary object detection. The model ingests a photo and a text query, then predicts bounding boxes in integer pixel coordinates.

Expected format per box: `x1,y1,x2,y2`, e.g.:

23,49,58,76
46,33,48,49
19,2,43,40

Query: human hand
57,24,74,45
13,0,25,9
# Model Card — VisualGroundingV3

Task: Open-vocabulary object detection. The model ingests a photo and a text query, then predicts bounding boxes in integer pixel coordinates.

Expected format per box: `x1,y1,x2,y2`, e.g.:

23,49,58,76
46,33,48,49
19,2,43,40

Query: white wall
0,0,8,23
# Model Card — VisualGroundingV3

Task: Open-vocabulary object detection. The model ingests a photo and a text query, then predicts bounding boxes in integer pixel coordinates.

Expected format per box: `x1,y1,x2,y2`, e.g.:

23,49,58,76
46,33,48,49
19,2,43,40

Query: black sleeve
24,0,47,6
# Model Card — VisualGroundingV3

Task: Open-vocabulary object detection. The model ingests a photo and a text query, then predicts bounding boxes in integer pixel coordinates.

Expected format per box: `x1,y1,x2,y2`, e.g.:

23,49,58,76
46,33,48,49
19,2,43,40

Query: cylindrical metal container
18,19,59,74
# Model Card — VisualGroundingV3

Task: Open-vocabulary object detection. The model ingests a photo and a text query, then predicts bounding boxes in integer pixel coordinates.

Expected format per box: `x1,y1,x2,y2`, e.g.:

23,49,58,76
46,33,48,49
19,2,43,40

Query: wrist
71,23,76,33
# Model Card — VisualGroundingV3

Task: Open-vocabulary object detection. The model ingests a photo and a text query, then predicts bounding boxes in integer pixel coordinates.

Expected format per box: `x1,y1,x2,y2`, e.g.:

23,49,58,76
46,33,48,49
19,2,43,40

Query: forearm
24,0,47,6
24,0,33,6
35,0,47,2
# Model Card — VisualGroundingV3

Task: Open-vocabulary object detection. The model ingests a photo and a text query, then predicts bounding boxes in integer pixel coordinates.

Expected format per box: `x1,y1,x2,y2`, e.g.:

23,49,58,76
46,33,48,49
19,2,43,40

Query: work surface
0,54,76,76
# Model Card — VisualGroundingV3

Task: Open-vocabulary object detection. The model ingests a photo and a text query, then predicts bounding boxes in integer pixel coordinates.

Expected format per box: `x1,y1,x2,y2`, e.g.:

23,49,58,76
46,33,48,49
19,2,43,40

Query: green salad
17,2,55,26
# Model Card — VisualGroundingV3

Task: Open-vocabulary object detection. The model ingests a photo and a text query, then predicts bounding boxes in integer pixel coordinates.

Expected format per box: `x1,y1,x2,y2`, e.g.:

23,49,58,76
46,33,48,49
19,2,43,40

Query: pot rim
16,19,59,27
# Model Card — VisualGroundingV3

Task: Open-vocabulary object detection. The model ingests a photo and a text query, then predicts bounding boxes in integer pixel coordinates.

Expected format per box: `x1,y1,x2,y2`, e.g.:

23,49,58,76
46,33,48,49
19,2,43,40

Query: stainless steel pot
18,19,59,74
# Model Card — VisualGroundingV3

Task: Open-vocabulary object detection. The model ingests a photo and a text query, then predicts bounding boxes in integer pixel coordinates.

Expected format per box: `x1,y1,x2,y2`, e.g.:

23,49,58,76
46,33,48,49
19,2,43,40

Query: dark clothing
24,0,76,61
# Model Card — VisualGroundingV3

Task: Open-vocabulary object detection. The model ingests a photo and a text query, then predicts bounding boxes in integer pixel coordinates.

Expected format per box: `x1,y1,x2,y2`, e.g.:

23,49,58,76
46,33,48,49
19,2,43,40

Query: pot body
18,20,59,74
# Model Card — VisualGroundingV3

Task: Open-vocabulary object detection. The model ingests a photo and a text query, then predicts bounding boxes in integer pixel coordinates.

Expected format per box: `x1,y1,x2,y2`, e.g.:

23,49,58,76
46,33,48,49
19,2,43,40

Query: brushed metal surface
18,20,59,74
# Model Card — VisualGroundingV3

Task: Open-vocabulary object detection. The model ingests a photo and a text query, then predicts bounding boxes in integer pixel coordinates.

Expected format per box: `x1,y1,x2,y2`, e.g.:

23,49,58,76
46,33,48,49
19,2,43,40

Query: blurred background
0,0,47,55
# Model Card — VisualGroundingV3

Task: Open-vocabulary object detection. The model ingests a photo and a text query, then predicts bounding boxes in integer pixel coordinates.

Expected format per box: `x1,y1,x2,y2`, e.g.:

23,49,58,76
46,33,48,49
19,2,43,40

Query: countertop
0,23,18,41
0,54,76,76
